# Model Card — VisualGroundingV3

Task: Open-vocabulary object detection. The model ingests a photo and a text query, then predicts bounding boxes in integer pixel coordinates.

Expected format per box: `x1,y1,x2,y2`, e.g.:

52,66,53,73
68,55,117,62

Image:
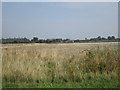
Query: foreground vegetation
2,42,119,88
3,79,119,88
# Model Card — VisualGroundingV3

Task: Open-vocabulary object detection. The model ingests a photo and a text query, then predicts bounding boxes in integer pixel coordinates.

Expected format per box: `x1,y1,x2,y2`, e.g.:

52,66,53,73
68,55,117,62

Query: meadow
2,42,119,88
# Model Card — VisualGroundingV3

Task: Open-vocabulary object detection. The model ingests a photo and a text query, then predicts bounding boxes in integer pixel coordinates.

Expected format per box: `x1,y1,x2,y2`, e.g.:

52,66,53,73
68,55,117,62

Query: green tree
31,37,39,42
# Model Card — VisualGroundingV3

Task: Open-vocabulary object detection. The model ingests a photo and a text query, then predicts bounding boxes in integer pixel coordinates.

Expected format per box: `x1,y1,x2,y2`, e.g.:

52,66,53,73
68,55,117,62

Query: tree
101,37,106,40
97,36,101,40
111,36,115,40
107,36,115,40
85,38,88,40
31,37,38,42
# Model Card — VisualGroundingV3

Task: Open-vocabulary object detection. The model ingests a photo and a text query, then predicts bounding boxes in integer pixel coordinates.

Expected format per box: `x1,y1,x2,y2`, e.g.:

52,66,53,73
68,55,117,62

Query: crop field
2,42,119,88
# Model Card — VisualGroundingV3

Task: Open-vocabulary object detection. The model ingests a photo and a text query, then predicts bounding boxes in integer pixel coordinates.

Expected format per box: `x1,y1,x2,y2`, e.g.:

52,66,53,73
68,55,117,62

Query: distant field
2,42,119,88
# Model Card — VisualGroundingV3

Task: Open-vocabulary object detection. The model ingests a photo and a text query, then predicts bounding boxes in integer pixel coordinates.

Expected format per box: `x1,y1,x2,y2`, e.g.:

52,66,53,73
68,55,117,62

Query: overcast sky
2,2,118,39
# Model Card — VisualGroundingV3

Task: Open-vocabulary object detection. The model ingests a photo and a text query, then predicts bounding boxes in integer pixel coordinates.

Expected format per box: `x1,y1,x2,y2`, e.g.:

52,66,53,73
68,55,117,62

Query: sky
2,2,118,40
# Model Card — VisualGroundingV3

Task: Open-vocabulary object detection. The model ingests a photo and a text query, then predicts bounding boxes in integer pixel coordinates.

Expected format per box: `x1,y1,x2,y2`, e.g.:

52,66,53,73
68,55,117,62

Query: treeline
1,36,120,44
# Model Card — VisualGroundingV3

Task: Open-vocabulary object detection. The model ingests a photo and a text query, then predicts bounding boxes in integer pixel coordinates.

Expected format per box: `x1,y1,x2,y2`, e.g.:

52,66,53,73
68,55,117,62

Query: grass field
2,42,119,88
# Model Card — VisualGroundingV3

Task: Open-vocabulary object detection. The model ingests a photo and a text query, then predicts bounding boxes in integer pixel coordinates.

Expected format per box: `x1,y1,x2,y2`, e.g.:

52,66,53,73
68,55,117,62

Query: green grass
3,79,119,88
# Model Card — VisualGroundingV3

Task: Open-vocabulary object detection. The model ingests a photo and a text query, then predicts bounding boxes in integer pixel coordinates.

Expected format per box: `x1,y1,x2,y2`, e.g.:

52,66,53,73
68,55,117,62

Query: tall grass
2,43,119,85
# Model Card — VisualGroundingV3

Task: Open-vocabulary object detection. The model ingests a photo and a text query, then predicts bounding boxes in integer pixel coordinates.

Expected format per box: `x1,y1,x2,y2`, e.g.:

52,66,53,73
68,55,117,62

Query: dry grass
2,42,119,83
